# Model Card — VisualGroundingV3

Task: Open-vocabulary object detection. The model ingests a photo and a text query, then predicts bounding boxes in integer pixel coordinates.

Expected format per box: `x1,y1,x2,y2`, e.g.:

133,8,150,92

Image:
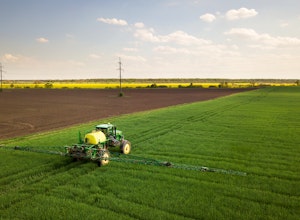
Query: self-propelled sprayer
65,123,131,166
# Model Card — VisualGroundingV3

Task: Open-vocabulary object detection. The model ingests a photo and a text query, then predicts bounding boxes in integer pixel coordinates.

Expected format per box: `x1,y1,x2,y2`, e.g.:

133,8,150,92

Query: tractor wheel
121,140,131,154
98,150,110,167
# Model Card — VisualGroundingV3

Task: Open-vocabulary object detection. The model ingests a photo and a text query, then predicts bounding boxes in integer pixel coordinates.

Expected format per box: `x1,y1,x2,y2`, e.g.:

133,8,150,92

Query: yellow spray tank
84,131,106,145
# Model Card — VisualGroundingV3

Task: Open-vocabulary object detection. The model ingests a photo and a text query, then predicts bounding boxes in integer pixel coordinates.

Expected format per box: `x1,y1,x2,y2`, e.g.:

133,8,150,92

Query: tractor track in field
131,91,257,147
0,158,100,210
0,88,254,140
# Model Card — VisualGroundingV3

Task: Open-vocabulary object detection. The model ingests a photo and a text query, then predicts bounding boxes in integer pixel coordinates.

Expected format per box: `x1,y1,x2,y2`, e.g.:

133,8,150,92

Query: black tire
121,140,131,154
97,150,110,167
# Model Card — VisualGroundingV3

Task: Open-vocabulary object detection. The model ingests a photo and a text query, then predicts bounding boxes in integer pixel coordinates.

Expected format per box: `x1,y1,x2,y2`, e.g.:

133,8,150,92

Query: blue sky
1,0,300,80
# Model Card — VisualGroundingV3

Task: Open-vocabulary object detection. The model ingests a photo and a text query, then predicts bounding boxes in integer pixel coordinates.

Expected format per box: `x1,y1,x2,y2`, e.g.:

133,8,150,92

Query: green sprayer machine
4,123,247,176
65,123,131,166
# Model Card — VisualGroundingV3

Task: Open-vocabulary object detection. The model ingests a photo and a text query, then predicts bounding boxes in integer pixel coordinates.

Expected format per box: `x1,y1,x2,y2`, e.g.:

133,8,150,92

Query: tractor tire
97,150,110,167
121,140,131,154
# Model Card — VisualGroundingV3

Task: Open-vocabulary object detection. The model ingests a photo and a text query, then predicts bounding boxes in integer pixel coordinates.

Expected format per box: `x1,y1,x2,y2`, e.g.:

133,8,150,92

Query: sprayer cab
95,123,123,140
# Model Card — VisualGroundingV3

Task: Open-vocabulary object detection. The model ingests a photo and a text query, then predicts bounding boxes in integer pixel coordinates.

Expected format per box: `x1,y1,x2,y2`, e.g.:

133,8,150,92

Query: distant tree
219,81,228,88
296,80,300,86
44,82,53,89
150,83,157,88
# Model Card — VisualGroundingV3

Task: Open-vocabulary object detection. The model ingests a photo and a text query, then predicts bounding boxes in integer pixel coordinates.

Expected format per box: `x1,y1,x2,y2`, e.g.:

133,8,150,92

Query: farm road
0,88,250,139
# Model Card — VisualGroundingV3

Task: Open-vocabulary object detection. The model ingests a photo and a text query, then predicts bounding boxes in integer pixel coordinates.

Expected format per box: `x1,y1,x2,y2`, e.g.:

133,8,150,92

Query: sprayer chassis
65,144,110,166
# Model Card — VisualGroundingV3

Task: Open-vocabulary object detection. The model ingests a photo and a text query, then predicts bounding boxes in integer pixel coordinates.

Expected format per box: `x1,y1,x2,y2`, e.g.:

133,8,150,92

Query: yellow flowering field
1,81,297,89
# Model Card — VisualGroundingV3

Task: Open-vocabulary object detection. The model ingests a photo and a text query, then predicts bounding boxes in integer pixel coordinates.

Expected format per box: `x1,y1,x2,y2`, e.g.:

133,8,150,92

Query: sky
0,0,300,80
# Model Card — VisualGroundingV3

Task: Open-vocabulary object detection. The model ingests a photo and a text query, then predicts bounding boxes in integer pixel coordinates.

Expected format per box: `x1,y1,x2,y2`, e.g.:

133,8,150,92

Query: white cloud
97,17,128,26
200,13,216,23
133,26,241,60
2,53,19,62
134,28,161,42
36,37,49,43
134,28,211,46
225,28,300,48
225,28,258,39
165,31,211,46
134,22,145,28
226,8,258,20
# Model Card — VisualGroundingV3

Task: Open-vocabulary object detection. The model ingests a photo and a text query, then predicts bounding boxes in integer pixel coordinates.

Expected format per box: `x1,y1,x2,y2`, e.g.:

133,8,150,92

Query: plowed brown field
0,88,252,139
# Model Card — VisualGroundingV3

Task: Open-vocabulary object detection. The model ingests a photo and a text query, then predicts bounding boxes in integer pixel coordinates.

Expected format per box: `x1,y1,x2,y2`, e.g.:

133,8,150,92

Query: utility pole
118,57,124,96
0,63,2,92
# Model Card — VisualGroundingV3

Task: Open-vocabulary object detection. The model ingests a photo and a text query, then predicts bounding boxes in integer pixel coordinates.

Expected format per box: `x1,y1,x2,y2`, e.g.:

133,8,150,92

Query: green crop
0,87,299,219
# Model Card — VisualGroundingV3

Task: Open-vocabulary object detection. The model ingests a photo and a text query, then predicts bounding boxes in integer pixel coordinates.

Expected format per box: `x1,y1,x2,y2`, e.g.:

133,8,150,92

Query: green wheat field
0,87,299,219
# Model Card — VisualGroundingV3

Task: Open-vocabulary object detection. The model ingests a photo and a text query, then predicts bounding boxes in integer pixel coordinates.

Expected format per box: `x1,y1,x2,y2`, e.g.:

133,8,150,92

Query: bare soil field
0,88,253,139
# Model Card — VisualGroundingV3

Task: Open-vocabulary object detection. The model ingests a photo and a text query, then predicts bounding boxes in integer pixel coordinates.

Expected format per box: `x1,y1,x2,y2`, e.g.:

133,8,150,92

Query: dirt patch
0,88,253,139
